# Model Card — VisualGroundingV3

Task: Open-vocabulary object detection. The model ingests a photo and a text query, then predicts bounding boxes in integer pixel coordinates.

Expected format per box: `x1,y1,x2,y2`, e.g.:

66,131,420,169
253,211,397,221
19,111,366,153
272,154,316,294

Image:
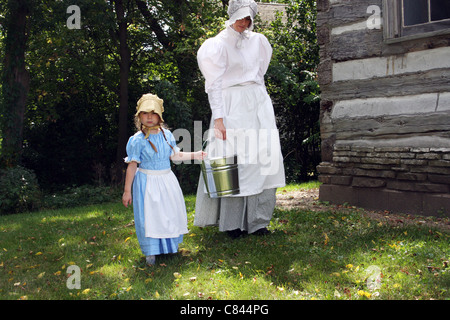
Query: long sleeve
258,34,273,77
197,38,227,120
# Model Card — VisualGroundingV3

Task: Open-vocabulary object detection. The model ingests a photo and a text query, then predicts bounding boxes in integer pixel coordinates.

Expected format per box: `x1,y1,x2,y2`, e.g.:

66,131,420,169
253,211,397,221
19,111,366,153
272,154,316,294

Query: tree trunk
113,0,131,183
1,0,31,167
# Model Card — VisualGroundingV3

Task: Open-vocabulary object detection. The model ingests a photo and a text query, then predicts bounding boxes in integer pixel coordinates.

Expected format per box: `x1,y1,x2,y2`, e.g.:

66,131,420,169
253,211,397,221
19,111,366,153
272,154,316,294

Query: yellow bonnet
135,93,164,122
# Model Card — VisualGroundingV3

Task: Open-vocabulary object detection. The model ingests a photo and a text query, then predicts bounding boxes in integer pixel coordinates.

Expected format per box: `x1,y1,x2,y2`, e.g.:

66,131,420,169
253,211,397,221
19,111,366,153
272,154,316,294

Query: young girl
122,93,206,266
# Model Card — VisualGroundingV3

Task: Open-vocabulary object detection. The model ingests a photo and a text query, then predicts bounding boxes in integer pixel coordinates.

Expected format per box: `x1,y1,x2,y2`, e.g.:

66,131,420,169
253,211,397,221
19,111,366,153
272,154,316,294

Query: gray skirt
193,175,276,234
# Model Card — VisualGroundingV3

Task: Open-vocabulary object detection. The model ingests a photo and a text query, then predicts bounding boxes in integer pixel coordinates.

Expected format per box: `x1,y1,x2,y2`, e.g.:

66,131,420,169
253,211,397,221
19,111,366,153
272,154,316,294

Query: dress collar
226,25,250,49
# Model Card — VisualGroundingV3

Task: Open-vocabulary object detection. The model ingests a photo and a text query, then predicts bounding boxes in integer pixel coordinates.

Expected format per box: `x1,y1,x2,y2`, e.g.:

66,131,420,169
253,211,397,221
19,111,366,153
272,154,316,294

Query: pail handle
202,135,233,159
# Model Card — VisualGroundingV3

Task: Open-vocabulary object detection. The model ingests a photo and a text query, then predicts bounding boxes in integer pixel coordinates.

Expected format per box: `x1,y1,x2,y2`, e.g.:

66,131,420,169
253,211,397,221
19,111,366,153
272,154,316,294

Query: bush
0,166,42,215
0,167,123,214
42,185,121,209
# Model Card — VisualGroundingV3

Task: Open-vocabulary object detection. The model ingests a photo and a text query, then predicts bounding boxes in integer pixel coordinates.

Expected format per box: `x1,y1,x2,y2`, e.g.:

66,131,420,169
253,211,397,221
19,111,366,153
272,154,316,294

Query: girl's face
139,111,160,127
233,16,251,33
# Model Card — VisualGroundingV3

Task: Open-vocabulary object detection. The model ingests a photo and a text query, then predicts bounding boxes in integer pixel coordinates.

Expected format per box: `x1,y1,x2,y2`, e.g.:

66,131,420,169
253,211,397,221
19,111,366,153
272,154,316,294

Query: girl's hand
122,191,132,208
194,151,207,160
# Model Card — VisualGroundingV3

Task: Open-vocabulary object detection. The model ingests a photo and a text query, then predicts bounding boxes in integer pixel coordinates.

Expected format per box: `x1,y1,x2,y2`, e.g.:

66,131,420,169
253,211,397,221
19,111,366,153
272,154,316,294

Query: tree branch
134,0,172,49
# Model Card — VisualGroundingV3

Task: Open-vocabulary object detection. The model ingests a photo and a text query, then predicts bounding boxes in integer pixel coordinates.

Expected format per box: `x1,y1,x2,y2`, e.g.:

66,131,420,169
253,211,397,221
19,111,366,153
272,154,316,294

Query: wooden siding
316,0,450,215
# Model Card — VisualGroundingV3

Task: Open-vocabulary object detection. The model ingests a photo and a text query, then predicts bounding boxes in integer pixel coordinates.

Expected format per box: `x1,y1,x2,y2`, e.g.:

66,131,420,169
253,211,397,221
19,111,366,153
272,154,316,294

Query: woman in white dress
194,0,285,238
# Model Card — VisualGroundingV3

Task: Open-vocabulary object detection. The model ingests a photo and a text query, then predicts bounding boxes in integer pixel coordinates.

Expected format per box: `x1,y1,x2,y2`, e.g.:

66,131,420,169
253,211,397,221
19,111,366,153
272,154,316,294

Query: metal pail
201,154,240,198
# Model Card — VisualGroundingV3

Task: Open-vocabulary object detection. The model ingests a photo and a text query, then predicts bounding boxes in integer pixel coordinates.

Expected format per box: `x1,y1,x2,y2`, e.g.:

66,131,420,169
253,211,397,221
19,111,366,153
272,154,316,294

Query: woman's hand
214,118,226,140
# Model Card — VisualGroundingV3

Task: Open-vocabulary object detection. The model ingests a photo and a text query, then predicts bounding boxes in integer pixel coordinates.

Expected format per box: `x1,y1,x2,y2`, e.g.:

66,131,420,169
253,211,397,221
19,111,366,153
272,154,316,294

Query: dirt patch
276,188,450,232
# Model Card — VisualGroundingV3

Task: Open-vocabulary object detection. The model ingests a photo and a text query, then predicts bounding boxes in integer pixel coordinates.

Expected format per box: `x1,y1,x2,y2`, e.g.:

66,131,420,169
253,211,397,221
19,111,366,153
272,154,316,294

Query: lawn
0,182,449,301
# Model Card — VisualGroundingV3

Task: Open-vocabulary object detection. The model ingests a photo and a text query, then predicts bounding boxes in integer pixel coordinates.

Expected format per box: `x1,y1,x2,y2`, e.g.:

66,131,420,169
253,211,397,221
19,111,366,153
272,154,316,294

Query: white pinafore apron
138,168,188,238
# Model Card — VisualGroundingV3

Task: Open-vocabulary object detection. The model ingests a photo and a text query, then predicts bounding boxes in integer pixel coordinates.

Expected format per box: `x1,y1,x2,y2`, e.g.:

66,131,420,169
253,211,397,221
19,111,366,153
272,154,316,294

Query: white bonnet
226,0,258,30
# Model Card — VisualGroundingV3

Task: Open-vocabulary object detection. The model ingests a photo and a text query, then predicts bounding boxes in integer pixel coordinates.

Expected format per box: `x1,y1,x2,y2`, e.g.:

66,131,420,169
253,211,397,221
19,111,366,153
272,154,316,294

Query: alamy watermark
64,5,382,31
170,121,283,176
367,5,382,30
66,265,81,289
66,5,81,29
366,265,382,291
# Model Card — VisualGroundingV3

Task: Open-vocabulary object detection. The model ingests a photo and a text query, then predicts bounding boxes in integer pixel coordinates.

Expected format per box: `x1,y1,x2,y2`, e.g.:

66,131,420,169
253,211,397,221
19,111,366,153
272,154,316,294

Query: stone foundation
318,145,450,216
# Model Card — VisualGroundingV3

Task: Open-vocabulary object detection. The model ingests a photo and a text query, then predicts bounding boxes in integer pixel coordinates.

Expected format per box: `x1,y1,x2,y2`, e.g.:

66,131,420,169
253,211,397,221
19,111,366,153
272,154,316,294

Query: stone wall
257,2,287,23
316,0,450,216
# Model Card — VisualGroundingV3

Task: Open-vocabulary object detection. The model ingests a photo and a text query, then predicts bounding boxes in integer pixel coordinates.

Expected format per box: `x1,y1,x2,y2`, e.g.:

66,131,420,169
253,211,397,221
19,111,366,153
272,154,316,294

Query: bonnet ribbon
142,125,161,153
236,31,250,49
141,124,176,154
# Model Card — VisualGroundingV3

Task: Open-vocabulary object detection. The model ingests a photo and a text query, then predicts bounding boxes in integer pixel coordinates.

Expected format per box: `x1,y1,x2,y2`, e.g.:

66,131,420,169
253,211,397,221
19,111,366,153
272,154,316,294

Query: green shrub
42,185,121,209
0,166,42,215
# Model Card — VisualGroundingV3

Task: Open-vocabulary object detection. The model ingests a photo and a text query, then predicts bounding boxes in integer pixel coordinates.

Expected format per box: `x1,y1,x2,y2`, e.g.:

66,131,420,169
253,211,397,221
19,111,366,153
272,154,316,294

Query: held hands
194,150,207,160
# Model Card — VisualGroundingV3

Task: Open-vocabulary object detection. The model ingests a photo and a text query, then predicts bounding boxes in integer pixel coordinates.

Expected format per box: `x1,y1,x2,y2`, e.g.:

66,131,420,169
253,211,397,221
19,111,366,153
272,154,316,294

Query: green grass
0,182,449,300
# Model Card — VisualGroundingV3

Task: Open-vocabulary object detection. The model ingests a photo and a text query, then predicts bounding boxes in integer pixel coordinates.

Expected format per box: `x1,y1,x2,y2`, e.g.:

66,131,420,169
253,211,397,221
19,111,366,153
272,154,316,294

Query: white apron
204,83,285,197
194,83,285,228
139,168,188,238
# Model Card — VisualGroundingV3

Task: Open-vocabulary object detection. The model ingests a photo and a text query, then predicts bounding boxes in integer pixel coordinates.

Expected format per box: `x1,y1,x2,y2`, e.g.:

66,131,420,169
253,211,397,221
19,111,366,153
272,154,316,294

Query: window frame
383,0,450,43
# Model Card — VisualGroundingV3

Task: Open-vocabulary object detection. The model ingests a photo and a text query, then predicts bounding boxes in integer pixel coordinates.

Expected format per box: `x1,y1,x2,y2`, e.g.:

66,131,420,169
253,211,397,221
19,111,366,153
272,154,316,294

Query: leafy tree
262,0,320,182
1,0,321,193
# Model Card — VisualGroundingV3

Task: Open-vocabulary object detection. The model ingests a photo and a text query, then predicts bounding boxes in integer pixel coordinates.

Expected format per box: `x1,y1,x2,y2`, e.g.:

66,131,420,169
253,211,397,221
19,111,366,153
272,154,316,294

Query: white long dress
194,25,285,233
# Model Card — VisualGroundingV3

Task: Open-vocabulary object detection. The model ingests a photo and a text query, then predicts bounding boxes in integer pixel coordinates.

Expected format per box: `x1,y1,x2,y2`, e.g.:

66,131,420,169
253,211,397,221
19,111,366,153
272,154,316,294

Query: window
384,0,450,42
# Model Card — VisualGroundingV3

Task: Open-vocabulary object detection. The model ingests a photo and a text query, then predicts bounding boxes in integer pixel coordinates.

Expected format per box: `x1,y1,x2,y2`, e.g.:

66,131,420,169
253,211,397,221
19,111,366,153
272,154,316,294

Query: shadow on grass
168,205,450,300
1,199,449,300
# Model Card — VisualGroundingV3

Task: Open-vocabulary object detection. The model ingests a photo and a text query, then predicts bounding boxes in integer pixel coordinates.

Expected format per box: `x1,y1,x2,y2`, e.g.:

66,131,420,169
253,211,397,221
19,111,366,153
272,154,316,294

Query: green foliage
22,0,125,188
1,0,321,191
0,165,120,215
42,185,121,210
262,0,321,182
0,166,42,215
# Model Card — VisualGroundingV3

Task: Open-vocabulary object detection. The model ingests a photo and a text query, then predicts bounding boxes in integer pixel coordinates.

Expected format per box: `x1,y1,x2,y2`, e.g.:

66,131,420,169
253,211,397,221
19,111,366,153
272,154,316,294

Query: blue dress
125,129,188,256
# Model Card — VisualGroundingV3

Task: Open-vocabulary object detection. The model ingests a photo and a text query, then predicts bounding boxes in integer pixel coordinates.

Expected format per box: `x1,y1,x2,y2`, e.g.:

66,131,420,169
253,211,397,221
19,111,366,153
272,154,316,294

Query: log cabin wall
316,0,450,216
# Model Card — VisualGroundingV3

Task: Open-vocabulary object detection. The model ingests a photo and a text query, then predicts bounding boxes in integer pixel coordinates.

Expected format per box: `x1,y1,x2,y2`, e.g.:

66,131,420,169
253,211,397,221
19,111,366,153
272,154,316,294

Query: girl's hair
134,112,175,154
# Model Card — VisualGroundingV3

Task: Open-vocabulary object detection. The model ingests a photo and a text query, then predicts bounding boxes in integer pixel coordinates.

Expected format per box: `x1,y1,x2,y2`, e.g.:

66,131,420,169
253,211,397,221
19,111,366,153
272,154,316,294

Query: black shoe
226,229,246,239
251,228,270,236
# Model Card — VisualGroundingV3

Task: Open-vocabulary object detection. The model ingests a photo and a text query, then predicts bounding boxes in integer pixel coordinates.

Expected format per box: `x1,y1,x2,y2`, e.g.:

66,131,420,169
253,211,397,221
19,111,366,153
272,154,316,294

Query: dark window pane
430,0,450,21
403,0,429,26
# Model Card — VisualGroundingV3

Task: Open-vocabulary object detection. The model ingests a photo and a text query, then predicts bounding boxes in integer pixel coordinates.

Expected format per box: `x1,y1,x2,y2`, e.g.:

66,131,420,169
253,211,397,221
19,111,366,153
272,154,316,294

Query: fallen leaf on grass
334,290,341,298
357,290,371,298
323,233,329,246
